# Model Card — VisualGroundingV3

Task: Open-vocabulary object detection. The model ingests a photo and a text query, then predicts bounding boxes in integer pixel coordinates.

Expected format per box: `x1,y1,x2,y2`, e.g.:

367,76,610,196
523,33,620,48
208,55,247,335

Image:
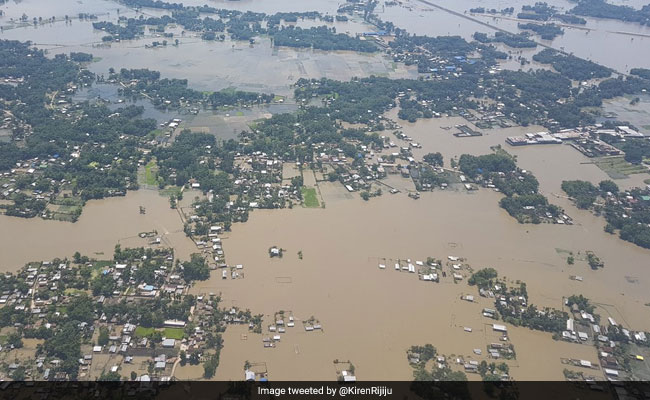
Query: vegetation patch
144,159,160,186
134,326,155,337
301,187,320,208
593,157,647,179
163,327,185,339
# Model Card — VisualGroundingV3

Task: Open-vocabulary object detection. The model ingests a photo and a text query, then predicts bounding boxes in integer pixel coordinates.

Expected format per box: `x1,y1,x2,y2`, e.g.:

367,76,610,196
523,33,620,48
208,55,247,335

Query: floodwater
190,181,650,380
601,94,650,136
0,189,195,270
73,83,177,124
383,107,650,194
0,0,417,97
381,0,650,72
1,0,650,382
73,83,298,141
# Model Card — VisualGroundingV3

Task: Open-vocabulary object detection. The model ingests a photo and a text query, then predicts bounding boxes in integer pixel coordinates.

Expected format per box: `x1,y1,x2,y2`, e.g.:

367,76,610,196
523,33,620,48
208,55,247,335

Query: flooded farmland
0,189,195,270
188,182,650,380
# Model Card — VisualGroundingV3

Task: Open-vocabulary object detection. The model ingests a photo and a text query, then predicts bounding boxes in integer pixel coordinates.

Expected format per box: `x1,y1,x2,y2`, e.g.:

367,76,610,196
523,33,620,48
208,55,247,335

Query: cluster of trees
181,254,210,281
519,2,557,20
500,303,568,333
561,180,619,208
0,41,163,213
271,26,377,52
459,152,561,223
467,268,498,289
423,152,443,167
92,3,361,48
115,68,274,109
517,23,564,40
567,294,598,316
458,153,516,178
69,52,93,62
499,194,560,223
408,344,468,385
295,75,479,124
555,14,587,24
478,361,510,381
561,179,650,249
469,7,515,15
570,0,650,26
561,180,600,209
630,68,650,80
390,34,474,57
532,49,611,81
516,2,587,24
473,32,537,48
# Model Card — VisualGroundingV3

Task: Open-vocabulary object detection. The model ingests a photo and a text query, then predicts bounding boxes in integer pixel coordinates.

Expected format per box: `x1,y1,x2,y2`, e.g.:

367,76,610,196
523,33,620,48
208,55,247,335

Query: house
162,338,175,348
493,324,507,333
164,319,186,328
245,370,256,381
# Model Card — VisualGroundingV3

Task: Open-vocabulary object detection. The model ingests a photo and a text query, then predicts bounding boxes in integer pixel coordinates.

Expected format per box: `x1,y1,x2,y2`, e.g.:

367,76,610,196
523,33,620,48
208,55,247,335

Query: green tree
97,326,109,346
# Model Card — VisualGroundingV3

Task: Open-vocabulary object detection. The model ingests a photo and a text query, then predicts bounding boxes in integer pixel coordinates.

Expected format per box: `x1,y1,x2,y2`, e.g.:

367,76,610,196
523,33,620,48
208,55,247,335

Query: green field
134,326,185,339
301,187,320,208
163,328,185,339
134,326,155,337
144,159,159,185
593,157,647,179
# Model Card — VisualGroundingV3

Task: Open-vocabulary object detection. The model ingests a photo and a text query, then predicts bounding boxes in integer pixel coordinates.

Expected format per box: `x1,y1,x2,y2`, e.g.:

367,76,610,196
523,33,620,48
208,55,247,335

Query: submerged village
1,0,650,389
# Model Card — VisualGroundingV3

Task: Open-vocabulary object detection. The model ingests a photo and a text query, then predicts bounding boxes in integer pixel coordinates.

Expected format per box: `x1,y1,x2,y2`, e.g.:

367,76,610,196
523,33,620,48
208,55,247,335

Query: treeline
459,152,563,223
532,49,611,80
389,34,474,57
114,68,274,109
92,3,370,51
571,0,650,26
561,180,617,209
469,7,515,15
561,179,650,249
517,2,587,24
630,68,650,80
0,41,168,206
517,23,564,40
294,75,479,124
271,26,377,52
473,32,537,48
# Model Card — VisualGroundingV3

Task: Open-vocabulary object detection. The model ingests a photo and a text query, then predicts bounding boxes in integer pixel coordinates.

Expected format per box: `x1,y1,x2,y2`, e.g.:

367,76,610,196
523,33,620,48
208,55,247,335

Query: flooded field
382,0,650,71
601,94,650,136
0,1,417,97
187,181,650,380
0,189,195,271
